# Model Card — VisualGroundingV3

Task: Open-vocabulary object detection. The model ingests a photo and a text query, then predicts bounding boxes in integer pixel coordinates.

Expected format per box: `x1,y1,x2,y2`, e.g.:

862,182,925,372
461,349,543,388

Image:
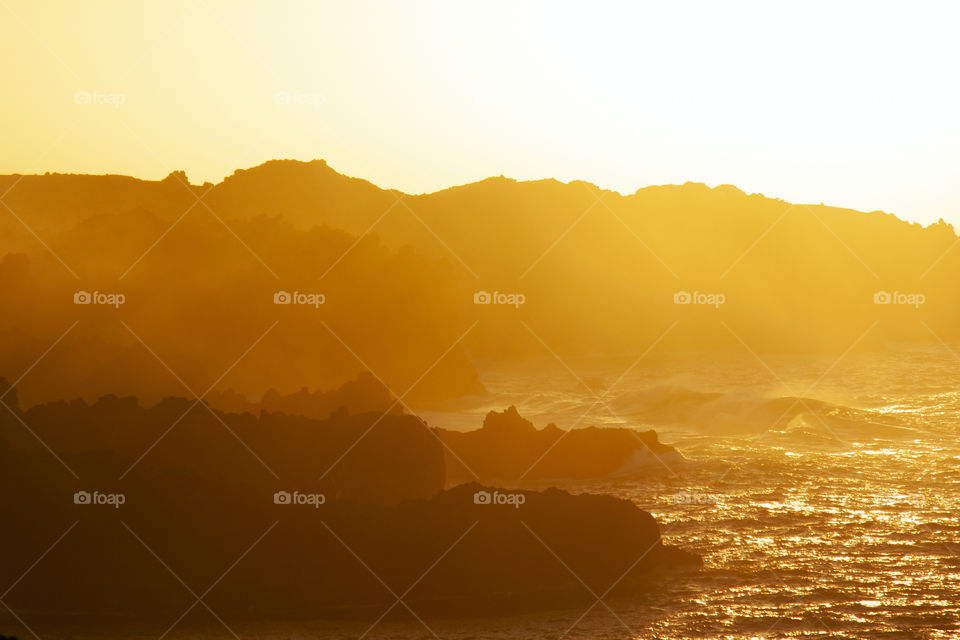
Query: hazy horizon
7,158,955,232
4,0,960,226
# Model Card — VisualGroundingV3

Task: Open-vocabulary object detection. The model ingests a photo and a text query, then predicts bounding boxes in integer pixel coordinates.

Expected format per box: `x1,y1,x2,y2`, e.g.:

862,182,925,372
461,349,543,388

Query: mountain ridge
3,158,960,407
2,158,950,236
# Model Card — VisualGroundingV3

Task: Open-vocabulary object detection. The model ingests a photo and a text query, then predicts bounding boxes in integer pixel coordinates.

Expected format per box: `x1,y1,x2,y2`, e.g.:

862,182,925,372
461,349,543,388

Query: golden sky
2,0,959,225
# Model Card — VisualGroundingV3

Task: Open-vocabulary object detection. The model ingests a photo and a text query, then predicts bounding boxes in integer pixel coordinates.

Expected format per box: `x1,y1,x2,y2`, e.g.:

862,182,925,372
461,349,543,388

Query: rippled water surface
422,347,960,638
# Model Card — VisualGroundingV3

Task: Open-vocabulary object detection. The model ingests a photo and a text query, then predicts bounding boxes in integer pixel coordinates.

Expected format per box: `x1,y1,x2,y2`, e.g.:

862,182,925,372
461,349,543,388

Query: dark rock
438,406,685,485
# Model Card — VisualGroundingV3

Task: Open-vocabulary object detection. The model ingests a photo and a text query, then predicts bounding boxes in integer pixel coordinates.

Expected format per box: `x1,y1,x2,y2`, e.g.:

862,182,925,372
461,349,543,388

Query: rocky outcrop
0,383,445,506
205,372,398,421
0,383,698,624
0,481,698,619
438,406,685,485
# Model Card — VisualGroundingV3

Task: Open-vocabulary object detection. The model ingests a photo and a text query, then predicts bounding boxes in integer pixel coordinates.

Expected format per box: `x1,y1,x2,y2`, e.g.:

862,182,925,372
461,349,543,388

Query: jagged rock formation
205,371,398,421
0,380,698,622
438,406,684,485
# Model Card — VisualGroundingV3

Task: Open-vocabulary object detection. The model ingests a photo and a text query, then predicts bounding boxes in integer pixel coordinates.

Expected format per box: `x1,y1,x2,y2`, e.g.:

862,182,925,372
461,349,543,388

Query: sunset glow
3,3,960,639
3,1,960,224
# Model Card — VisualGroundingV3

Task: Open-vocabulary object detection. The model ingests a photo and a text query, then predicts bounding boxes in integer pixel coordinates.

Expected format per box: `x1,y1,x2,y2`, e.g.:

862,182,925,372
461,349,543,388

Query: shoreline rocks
0,382,699,624
438,406,685,486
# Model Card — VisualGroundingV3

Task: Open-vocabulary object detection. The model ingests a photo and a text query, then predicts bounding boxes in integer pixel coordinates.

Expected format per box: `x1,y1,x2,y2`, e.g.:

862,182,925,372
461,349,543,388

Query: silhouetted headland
3,160,960,410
